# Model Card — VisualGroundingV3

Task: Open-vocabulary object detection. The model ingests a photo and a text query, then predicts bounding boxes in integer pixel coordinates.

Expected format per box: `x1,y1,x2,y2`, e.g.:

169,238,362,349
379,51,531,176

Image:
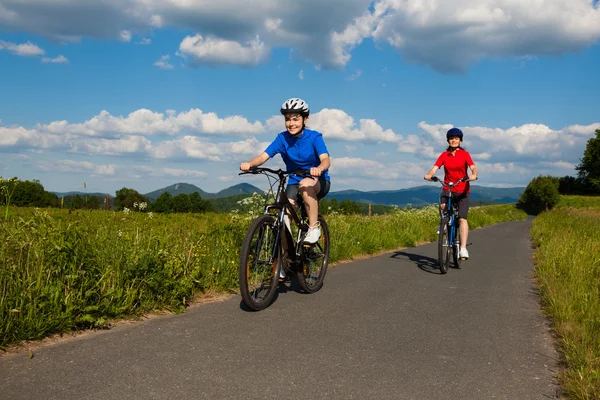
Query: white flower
123,207,131,214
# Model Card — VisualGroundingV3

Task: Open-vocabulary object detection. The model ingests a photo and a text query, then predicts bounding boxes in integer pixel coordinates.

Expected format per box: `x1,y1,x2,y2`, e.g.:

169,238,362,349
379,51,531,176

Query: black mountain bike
429,176,474,274
238,167,330,311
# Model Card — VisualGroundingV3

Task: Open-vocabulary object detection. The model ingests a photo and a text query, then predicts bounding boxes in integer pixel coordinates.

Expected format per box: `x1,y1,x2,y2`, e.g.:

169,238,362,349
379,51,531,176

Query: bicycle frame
241,167,313,268
432,176,470,250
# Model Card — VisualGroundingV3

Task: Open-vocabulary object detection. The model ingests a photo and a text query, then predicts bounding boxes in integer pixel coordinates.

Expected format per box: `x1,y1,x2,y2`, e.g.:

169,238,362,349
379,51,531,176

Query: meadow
0,202,525,348
531,196,600,399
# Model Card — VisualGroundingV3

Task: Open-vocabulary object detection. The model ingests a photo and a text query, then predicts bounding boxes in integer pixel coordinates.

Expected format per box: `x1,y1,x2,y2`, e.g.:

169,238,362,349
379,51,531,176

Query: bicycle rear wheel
438,218,451,274
296,215,330,293
239,215,281,311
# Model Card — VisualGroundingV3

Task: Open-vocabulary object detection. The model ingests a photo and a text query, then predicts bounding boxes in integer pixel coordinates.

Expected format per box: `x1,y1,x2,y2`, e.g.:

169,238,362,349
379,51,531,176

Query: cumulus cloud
179,34,269,67
1,0,598,71
0,108,265,141
119,30,132,42
136,37,152,45
409,121,600,167
38,160,117,176
0,39,44,56
331,157,426,182
309,109,402,143
153,55,173,69
41,54,68,64
370,0,600,72
133,166,208,178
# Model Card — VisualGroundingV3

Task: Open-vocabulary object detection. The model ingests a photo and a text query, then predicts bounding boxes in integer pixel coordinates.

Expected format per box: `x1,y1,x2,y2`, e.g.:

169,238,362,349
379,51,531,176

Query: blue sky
1,0,600,195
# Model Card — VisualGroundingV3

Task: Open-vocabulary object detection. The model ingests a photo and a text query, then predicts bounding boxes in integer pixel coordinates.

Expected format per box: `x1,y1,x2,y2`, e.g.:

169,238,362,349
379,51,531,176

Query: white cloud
346,70,362,81
133,166,208,178
309,109,402,143
369,0,600,72
41,54,68,64
0,40,44,56
136,37,152,45
154,55,173,69
298,69,304,80
179,34,269,67
120,30,132,42
331,157,426,181
1,1,598,71
1,108,264,140
38,160,117,176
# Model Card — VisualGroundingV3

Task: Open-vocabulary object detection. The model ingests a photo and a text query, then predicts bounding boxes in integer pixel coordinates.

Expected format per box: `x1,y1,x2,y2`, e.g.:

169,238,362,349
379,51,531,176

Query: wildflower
123,207,131,215
147,212,154,219
118,230,123,237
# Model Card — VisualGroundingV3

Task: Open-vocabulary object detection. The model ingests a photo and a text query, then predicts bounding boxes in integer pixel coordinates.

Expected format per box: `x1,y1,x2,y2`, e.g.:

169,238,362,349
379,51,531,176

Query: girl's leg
459,218,469,248
299,178,321,227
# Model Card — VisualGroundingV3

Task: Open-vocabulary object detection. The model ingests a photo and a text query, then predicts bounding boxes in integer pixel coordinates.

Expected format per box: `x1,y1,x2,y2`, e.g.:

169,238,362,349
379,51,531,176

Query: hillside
327,185,525,207
144,183,212,201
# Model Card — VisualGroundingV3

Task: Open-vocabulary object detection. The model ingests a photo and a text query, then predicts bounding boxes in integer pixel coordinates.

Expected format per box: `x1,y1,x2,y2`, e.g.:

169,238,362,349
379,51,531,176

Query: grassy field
0,203,525,349
531,196,600,399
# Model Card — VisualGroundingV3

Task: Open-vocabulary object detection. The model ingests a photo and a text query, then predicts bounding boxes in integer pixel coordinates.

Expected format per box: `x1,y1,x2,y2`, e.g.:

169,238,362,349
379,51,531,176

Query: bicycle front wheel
438,218,451,274
296,215,330,293
239,215,281,311
452,224,461,268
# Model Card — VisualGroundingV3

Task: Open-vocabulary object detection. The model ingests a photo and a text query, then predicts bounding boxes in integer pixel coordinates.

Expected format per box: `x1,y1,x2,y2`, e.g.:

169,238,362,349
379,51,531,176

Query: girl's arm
469,164,478,180
310,154,330,177
240,152,270,171
424,165,440,180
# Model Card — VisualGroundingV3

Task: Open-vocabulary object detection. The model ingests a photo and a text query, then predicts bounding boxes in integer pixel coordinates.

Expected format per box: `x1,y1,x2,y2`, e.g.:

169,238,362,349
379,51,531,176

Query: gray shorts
441,192,470,220
286,176,330,202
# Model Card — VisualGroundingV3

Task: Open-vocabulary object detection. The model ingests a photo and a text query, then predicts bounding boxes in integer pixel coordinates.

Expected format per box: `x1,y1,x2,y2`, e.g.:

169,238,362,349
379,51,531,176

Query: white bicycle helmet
280,98,310,116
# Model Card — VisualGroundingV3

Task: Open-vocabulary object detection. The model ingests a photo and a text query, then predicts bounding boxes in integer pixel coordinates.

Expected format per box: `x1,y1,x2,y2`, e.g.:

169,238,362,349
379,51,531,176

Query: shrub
518,176,560,215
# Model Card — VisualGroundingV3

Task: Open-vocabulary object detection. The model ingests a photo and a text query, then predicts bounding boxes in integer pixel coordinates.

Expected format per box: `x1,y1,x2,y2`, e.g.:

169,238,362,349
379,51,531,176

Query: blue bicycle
429,176,474,274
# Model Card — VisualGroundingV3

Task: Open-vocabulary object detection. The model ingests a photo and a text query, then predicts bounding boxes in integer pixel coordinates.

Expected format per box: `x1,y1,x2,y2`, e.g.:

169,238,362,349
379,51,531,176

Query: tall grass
1,203,525,348
531,209,600,399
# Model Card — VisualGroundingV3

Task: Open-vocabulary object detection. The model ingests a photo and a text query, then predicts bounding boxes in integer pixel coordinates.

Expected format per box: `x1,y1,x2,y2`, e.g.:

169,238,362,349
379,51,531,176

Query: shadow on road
238,279,304,312
390,251,445,274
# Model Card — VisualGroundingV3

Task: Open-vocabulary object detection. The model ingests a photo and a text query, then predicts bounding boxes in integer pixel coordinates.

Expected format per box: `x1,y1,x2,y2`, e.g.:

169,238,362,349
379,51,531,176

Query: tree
171,194,192,213
575,129,600,194
151,192,173,213
115,187,147,211
518,176,560,215
189,192,210,213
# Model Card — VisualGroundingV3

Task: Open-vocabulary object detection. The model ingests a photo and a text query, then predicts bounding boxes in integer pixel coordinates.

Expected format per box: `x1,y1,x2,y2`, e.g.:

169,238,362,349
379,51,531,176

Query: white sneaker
279,268,286,280
303,224,321,244
459,248,469,259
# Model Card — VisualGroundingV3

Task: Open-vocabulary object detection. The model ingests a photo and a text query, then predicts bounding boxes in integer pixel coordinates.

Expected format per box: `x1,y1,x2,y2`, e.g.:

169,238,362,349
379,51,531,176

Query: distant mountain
144,183,211,201
327,185,525,207
215,183,265,198
144,182,263,201
52,191,111,198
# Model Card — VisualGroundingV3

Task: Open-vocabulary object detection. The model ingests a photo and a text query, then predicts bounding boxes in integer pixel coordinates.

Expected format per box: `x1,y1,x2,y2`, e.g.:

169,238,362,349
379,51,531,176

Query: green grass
531,207,600,399
558,195,600,210
0,203,526,348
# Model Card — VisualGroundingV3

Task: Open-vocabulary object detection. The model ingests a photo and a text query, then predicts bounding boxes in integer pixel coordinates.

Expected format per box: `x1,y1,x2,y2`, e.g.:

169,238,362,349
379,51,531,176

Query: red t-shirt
434,149,474,193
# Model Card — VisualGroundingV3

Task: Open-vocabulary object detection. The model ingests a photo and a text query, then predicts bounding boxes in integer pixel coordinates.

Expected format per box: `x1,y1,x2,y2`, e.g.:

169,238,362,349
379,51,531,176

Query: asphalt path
0,220,560,399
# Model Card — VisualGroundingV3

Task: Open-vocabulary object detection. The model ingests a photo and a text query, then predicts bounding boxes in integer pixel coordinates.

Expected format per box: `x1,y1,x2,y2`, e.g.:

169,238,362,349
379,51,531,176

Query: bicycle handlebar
429,176,477,186
239,167,313,179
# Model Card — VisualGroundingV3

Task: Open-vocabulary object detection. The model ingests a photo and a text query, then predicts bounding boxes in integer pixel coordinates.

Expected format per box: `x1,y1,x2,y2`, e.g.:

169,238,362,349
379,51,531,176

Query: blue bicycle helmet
446,127,463,140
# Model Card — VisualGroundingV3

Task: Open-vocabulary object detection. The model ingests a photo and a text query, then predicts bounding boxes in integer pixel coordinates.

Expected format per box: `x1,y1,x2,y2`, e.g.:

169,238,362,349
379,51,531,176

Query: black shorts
441,191,470,220
286,176,330,202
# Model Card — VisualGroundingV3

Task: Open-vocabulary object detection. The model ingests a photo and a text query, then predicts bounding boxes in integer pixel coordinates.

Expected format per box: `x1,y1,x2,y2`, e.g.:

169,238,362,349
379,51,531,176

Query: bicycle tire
296,215,330,293
452,222,461,268
438,218,451,274
238,215,281,311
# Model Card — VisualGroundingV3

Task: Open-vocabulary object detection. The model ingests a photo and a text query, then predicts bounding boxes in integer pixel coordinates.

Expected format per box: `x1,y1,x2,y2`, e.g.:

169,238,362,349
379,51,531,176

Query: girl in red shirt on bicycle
424,127,478,259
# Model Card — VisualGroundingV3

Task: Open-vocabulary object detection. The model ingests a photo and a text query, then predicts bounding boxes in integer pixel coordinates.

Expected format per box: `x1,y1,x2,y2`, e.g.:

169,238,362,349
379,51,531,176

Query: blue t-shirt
264,128,330,185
